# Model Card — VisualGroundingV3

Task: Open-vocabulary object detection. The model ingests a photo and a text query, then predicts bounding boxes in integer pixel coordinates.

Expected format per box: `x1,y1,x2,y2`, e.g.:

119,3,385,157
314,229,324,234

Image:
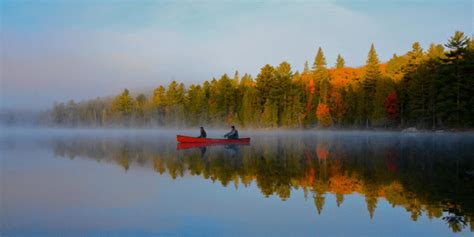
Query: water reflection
51,133,474,233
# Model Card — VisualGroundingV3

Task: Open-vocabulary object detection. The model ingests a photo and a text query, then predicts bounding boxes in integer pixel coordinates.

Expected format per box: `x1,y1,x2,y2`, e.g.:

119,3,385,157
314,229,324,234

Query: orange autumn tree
316,103,332,127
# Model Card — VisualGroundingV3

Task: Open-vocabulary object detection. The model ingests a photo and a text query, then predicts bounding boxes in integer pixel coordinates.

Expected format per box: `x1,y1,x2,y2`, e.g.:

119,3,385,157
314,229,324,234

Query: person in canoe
224,125,239,139
197,127,207,138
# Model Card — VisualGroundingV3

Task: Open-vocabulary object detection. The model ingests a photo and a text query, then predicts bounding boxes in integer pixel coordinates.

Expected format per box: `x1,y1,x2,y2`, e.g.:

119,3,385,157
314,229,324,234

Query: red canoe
177,142,250,150
177,135,250,144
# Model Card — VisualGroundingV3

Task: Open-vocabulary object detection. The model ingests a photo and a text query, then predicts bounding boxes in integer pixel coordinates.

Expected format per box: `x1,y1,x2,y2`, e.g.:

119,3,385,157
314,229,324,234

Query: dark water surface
1,129,473,236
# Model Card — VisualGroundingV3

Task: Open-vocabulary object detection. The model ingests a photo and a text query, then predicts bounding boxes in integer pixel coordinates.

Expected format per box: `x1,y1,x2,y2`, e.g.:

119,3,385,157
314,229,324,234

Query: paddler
224,125,239,139
198,127,207,138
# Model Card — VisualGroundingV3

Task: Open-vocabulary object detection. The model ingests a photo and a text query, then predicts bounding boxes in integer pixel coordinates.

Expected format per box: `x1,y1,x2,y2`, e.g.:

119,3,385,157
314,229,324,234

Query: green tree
111,89,134,125
404,42,424,73
386,54,408,81
443,31,471,126
134,93,147,125
232,70,240,87
255,64,276,126
372,78,395,126
303,60,310,73
165,81,185,127
185,84,206,126
361,44,382,127
427,43,445,59
216,74,237,124
275,61,293,126
150,86,166,126
336,54,345,68
312,47,331,105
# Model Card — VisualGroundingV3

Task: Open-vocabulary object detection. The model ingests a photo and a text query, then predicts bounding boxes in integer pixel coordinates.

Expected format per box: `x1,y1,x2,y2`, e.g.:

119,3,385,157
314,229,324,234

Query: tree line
51,31,474,129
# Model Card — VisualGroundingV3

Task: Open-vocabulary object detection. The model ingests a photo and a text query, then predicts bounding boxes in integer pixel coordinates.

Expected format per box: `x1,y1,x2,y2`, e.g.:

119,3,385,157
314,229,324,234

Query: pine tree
404,42,424,73
312,47,331,104
111,89,134,125
372,78,394,126
165,81,185,127
427,43,445,59
275,61,293,126
151,86,166,126
336,54,345,68
239,86,258,127
362,44,381,127
386,54,408,81
232,70,240,87
443,31,471,126
255,64,276,126
313,47,326,71
261,98,278,127
134,93,147,125
216,74,235,124
303,61,310,73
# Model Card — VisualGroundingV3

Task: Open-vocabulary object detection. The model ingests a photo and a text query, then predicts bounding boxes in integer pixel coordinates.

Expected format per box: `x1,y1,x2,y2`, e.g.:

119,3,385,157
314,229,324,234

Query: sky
0,0,472,110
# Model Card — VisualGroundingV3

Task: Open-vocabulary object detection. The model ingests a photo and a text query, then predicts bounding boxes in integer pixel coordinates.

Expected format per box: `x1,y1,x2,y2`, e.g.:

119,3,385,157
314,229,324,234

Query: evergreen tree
255,64,276,126
165,81,185,127
372,78,395,126
275,61,293,126
312,47,331,104
232,70,240,87
239,86,258,127
427,43,445,59
111,89,134,125
336,54,345,68
151,86,166,126
341,84,357,125
303,61,310,73
313,47,326,71
361,44,381,127
134,93,147,125
404,42,424,73
386,54,408,81
216,74,237,124
443,31,471,126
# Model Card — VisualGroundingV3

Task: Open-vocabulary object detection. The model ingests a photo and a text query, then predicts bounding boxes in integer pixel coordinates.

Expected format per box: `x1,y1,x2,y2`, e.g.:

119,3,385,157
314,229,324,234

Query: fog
2,127,473,235
2,127,473,139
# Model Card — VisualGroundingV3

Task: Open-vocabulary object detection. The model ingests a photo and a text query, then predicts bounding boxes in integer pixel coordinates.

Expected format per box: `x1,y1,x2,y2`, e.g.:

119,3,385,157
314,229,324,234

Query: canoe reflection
177,143,247,158
176,142,250,150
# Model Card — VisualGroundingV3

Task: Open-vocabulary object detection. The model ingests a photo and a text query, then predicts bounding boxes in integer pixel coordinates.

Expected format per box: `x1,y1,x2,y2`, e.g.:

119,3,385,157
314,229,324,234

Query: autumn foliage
316,103,332,127
51,31,473,129
384,91,399,122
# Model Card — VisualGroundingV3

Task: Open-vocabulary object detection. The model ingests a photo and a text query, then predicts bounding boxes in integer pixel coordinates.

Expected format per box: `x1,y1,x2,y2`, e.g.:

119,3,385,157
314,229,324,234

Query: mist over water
1,128,473,236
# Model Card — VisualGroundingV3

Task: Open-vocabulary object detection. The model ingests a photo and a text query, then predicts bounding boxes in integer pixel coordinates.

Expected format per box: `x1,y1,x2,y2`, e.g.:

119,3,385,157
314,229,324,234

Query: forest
50,31,474,129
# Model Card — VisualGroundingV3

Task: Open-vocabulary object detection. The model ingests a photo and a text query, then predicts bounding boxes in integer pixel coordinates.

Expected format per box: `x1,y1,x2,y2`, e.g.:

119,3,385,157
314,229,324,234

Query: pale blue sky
1,0,472,109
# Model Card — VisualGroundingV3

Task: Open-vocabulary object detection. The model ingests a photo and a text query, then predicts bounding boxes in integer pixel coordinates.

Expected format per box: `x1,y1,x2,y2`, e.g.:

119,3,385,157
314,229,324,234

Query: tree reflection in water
51,133,474,233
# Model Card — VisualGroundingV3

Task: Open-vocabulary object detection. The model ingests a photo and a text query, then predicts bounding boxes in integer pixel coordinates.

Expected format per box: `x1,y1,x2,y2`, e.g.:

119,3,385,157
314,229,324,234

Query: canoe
176,135,250,144
177,142,250,150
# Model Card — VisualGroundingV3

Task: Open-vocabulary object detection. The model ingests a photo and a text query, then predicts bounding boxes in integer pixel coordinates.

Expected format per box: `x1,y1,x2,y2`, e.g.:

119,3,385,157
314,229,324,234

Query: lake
1,129,473,236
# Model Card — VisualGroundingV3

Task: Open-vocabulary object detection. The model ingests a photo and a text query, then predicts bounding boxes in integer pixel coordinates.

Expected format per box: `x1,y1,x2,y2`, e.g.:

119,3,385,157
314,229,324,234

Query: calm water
1,129,473,237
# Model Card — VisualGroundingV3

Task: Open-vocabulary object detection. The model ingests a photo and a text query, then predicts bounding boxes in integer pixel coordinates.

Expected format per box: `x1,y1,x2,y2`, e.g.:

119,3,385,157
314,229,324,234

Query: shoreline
2,125,474,134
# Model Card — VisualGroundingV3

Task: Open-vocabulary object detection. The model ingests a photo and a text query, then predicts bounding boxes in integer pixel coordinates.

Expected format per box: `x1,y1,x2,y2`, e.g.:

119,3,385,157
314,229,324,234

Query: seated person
224,125,239,139
198,127,207,138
